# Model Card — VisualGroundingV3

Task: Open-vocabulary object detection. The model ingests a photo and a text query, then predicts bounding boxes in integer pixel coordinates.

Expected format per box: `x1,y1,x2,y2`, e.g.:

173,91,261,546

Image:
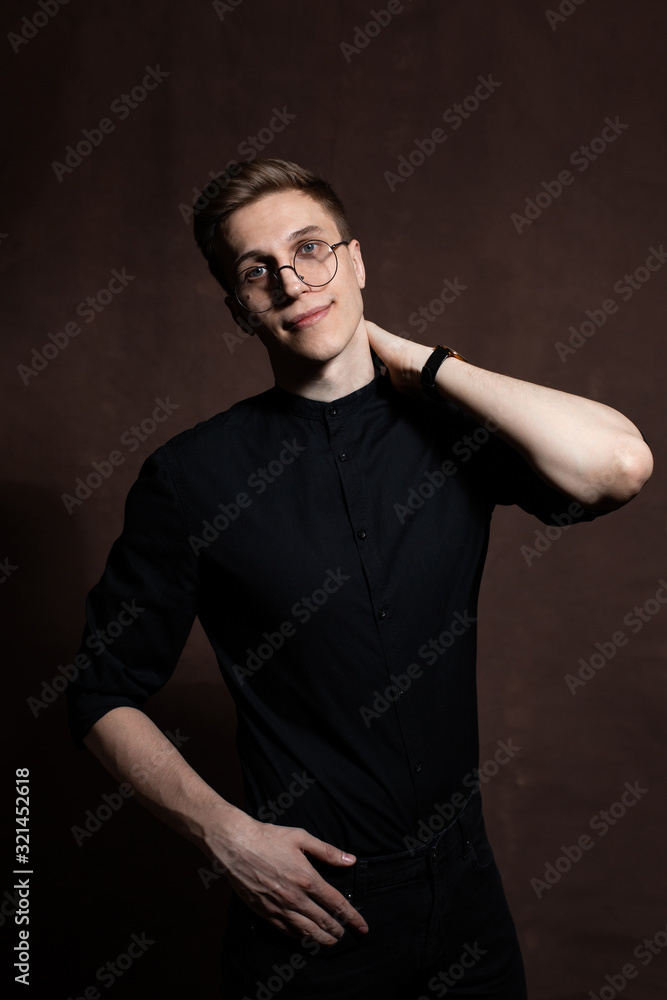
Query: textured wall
3,1,666,997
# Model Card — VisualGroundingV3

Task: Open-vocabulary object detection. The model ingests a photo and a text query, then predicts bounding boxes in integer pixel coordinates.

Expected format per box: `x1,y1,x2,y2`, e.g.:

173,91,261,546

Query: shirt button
338,452,348,462
329,406,338,416
357,530,367,540
378,607,388,620
414,760,423,773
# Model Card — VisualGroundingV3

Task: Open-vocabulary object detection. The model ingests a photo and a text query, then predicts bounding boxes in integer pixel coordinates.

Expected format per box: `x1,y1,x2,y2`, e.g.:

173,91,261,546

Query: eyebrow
233,225,327,270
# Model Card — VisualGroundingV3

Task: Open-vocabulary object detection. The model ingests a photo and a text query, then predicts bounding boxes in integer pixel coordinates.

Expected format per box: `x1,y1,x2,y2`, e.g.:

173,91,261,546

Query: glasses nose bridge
274,261,305,291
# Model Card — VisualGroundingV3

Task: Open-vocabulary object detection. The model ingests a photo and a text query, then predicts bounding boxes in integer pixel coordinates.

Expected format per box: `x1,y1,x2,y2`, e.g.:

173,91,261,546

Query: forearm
83,706,368,944
83,705,244,861
432,356,651,508
389,338,653,510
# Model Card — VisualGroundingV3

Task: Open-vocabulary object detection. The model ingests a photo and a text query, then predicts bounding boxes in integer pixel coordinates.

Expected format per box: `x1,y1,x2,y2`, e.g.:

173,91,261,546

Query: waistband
309,787,481,899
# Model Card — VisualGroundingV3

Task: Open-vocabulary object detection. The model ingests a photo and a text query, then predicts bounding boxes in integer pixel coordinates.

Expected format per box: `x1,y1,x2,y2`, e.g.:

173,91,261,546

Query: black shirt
66,355,603,855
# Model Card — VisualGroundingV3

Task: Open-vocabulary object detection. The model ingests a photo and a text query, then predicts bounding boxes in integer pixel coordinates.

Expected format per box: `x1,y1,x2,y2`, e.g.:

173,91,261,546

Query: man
67,158,652,998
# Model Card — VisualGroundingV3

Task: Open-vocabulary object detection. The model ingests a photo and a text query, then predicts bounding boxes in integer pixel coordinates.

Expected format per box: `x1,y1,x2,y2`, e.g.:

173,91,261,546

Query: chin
280,328,352,364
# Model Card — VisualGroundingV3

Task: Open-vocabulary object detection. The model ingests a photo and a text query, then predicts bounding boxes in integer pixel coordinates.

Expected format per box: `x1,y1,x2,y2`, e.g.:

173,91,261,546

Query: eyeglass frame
233,238,353,313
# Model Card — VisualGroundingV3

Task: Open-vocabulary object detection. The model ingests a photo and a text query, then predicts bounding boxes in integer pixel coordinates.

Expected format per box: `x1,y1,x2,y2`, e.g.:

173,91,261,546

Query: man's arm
365,322,653,510
84,706,369,945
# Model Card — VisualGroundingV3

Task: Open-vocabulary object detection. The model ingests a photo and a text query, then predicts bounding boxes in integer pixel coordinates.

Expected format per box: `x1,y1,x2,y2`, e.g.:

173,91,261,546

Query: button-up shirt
67,356,603,854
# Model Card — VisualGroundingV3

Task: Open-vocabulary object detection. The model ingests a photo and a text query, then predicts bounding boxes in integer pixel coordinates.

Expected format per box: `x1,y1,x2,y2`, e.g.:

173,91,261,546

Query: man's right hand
81,710,366,947
208,808,369,947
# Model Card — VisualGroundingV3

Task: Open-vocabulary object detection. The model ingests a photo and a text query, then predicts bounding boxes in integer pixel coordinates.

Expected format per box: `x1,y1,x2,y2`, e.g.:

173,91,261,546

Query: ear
349,240,366,291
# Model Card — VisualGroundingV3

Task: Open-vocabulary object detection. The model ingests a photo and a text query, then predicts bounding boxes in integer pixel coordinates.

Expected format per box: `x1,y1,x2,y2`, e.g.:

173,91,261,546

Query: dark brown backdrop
2,1,666,997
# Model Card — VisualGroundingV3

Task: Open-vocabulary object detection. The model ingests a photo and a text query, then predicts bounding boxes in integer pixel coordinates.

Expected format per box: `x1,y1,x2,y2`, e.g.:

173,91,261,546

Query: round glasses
234,239,352,314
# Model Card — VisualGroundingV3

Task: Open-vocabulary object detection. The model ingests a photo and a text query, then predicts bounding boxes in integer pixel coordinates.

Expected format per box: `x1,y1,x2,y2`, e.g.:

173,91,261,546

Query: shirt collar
268,350,392,420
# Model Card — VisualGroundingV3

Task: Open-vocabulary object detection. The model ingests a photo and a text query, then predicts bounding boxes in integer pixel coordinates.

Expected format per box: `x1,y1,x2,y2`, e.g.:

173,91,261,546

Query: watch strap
420,345,467,400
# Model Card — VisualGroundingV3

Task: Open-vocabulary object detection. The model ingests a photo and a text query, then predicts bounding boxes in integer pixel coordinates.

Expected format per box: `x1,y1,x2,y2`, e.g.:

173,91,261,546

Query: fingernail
341,852,355,864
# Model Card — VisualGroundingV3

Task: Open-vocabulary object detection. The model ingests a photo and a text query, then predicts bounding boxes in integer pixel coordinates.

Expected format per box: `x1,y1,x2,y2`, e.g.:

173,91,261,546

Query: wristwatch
420,345,468,400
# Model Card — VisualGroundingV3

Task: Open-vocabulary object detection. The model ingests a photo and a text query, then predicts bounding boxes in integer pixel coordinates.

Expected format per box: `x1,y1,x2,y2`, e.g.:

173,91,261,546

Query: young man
67,159,652,998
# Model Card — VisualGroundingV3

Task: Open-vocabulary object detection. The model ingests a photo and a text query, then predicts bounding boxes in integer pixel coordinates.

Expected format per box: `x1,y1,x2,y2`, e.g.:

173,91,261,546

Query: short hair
192,158,352,293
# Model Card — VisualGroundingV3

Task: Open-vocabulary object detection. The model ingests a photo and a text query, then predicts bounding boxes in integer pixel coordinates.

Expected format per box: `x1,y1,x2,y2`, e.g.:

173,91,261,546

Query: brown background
2,0,666,997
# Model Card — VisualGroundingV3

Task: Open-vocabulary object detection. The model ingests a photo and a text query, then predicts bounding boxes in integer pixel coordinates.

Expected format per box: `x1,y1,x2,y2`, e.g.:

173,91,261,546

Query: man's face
220,189,366,366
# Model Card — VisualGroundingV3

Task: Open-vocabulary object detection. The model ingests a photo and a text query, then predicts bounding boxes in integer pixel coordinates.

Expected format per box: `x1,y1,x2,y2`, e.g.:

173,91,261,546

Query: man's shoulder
152,387,276,468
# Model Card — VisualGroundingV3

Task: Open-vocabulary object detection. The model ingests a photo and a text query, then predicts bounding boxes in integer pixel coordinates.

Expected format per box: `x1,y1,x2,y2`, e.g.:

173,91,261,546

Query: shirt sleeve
66,444,199,746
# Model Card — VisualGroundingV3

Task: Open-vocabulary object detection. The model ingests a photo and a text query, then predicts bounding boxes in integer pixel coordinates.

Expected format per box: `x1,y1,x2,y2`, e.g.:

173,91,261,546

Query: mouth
284,303,332,332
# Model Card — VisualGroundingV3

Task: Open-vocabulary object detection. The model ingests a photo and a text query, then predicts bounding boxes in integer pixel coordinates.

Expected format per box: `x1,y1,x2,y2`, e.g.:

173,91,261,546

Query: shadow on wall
3,482,242,997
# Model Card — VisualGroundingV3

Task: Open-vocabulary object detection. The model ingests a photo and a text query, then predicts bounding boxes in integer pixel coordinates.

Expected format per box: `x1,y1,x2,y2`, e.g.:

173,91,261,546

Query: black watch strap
420,345,467,400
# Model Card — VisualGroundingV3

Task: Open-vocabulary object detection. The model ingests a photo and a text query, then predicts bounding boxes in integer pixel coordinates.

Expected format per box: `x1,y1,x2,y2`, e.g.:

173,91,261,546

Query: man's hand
83,709,368,949
365,320,432,395
209,809,369,946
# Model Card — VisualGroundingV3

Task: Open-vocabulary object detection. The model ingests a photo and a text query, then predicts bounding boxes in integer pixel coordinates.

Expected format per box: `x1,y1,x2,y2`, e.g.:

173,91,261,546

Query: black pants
219,791,527,999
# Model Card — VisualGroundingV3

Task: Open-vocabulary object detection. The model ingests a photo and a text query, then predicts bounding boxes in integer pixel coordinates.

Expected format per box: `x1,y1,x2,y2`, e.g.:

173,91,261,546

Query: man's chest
182,411,492,629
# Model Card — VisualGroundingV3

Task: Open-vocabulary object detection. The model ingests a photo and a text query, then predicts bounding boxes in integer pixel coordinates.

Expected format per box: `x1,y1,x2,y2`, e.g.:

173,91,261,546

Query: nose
275,263,307,299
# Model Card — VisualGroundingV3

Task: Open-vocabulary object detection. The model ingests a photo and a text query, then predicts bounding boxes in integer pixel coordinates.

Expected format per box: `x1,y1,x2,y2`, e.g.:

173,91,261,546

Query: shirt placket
323,402,431,822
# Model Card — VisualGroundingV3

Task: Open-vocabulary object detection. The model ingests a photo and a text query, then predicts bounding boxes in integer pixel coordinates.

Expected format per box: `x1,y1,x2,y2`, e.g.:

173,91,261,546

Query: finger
267,914,340,946
297,837,369,934
298,831,357,868
308,878,369,935
286,902,354,946
260,906,342,947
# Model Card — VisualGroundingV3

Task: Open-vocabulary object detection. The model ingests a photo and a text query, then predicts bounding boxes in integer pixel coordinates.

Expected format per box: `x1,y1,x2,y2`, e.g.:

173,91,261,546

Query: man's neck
270,333,376,403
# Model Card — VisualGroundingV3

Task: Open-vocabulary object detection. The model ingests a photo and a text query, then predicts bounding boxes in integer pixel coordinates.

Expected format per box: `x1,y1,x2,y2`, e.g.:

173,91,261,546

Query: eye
297,241,320,257
242,265,268,282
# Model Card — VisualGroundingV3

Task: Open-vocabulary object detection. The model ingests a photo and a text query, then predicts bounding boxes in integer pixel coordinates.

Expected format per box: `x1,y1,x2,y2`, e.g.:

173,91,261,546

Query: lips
285,303,332,331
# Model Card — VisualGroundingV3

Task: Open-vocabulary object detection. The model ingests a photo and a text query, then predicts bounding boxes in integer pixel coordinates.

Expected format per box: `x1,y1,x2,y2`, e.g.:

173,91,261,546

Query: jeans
219,790,527,999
